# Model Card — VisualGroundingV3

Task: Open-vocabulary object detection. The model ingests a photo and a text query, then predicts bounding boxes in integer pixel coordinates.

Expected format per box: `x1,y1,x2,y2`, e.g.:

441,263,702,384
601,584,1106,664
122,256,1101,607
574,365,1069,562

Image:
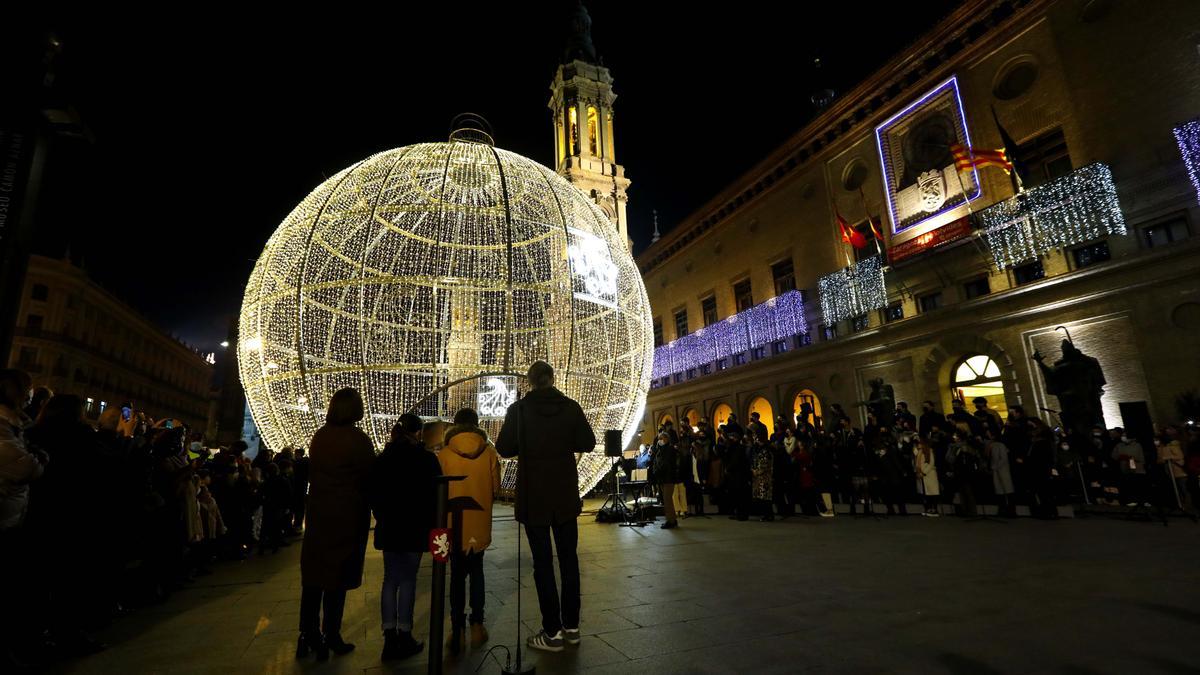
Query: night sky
12,1,959,349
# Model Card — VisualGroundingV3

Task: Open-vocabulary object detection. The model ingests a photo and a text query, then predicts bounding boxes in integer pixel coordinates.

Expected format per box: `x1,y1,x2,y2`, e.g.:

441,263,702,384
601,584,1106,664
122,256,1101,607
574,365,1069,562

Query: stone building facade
8,254,214,428
637,0,1200,440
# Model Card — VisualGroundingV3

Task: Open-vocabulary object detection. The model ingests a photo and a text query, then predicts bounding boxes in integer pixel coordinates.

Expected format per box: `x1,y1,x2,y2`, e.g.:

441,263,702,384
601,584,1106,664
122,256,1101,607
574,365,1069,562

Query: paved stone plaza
60,504,1200,675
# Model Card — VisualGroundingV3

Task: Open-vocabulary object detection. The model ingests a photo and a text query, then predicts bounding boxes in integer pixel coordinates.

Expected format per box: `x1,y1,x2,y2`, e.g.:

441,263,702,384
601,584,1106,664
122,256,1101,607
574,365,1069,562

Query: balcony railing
651,289,808,388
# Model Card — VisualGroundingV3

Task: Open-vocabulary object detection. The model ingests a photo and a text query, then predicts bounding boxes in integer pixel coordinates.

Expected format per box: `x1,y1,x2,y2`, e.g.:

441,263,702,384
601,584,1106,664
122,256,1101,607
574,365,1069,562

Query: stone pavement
59,504,1200,675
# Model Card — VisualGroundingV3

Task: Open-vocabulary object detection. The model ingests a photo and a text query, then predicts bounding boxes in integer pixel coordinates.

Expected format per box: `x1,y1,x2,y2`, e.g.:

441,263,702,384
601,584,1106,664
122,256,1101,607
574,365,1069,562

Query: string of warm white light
650,289,808,381
1173,118,1200,205
818,256,887,325
239,138,654,497
979,163,1126,269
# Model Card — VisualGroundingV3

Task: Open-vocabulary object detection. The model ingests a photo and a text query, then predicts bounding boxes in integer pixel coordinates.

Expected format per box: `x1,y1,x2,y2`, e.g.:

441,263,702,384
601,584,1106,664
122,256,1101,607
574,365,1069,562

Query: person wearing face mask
1109,428,1146,507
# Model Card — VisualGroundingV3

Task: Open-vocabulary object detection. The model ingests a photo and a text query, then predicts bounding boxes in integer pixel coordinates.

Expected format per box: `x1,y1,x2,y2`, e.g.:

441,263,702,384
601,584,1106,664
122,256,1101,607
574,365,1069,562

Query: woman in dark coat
297,388,376,660
371,414,440,661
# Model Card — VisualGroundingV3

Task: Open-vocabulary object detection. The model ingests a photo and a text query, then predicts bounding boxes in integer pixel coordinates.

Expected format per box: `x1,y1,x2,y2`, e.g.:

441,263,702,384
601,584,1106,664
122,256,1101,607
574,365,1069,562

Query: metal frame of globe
238,134,653,498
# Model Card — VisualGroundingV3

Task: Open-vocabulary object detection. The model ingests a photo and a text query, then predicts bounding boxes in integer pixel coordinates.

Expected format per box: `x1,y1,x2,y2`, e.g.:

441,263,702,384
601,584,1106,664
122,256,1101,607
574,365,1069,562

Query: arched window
587,106,599,157
683,408,700,430
748,396,775,437
951,354,1007,417
712,403,733,430
792,389,823,429
657,413,674,429
567,106,579,156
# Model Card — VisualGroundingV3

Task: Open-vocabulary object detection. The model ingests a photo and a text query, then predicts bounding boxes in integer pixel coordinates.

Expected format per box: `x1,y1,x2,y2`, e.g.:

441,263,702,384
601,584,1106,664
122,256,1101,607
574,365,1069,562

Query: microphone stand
502,390,534,675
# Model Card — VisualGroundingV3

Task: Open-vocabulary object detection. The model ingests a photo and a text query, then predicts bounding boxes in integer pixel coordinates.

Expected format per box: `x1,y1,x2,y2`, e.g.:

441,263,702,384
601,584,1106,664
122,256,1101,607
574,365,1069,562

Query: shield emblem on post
429,528,451,563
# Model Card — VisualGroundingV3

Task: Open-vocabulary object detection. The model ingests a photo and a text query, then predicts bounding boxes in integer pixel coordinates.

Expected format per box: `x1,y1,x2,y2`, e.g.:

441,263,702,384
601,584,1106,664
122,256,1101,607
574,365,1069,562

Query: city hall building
635,0,1200,439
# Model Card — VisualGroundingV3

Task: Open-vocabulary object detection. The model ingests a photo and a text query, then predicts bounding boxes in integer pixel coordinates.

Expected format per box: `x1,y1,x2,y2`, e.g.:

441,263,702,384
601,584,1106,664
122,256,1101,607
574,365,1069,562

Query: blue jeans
381,551,422,632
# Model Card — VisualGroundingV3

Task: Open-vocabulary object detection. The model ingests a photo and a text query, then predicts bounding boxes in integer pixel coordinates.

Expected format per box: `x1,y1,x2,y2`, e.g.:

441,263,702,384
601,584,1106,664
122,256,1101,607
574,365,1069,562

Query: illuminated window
950,355,1007,419
712,403,733,429
568,106,579,155
587,106,599,157
747,397,775,437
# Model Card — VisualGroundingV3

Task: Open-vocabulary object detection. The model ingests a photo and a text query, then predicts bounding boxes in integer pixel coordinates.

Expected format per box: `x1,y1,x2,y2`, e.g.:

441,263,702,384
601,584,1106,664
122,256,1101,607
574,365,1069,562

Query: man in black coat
496,361,595,653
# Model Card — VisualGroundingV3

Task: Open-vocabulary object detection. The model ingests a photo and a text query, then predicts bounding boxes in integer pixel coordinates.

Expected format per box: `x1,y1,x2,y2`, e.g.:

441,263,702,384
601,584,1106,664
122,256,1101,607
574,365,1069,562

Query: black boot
447,623,463,654
397,630,424,659
381,629,399,661
297,631,328,660
326,633,355,655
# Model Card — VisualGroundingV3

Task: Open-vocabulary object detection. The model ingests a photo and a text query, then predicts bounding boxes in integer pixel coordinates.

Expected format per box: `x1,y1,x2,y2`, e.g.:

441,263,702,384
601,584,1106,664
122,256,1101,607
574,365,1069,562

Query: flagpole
858,187,884,258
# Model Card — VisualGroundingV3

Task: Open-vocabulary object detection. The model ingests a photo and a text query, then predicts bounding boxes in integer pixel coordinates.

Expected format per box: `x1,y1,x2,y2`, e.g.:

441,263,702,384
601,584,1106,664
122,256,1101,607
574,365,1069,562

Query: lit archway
748,396,775,437
683,408,701,430
792,389,823,428
951,355,1008,419
712,403,733,430
658,413,674,429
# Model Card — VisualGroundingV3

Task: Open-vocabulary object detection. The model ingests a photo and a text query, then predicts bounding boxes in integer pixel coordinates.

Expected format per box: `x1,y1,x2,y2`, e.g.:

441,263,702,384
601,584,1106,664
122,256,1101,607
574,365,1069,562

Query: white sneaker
563,628,581,645
819,511,835,518
527,630,564,653
927,512,940,518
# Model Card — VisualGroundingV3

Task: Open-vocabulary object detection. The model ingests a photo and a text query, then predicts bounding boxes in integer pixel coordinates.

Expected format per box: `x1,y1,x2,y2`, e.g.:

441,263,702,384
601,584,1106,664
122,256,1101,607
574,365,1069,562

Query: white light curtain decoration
238,138,654,497
1173,117,1200,204
818,256,887,325
979,163,1126,269
650,289,808,381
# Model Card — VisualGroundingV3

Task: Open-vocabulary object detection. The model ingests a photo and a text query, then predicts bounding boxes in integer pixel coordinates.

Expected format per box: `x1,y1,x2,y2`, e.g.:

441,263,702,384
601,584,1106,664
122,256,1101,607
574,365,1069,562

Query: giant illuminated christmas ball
238,130,653,496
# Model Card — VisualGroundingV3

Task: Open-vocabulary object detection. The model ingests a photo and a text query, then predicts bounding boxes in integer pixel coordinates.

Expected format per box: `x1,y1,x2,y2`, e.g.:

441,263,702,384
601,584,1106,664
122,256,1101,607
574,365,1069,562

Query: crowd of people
0,368,312,669
645,397,1200,528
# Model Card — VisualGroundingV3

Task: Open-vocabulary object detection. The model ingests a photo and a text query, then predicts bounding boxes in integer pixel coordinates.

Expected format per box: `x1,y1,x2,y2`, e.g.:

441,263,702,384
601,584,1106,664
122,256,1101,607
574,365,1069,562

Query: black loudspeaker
604,429,623,457
1120,401,1154,451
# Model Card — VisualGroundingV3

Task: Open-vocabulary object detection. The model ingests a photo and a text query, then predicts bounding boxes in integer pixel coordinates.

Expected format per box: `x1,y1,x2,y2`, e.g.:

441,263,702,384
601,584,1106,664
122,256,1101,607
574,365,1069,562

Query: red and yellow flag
951,143,1013,174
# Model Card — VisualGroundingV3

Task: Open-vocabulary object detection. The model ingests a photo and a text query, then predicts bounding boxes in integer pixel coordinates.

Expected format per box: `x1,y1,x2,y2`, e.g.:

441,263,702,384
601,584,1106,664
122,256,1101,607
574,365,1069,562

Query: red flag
840,213,868,249
868,216,884,242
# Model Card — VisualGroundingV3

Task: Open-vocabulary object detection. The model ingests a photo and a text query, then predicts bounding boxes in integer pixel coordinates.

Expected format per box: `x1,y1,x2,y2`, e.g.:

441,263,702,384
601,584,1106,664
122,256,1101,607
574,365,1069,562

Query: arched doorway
950,354,1008,419
748,396,775,437
683,408,701,430
657,413,674,430
792,389,823,429
711,403,733,430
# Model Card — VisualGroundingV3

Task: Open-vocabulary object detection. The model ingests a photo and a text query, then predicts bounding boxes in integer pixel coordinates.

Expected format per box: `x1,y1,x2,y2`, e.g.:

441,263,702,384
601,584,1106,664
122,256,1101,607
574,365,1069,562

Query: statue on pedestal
1032,329,1106,436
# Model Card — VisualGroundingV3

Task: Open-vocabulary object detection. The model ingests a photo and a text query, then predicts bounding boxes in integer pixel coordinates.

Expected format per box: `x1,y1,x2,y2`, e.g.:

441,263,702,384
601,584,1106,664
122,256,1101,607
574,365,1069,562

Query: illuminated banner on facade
888,215,972,263
875,76,980,235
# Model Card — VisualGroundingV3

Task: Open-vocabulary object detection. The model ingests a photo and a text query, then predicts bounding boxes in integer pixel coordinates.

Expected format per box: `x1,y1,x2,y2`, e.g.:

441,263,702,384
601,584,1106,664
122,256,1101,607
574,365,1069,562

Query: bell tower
549,1,631,245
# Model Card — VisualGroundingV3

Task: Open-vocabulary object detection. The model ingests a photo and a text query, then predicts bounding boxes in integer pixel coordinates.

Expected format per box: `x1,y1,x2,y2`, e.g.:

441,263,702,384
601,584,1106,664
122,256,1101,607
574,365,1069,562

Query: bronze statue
1032,329,1106,436
859,377,896,429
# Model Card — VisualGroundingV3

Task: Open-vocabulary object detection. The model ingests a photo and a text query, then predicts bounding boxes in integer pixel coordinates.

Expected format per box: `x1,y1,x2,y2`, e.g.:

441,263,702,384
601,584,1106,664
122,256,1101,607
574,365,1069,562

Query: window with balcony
674,309,689,339
820,324,837,341
1141,217,1189,248
1013,260,1045,285
963,277,990,300
1071,240,1111,269
883,301,904,323
1012,128,1072,189
701,295,718,327
851,314,870,333
918,292,943,314
733,278,753,313
771,259,796,295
